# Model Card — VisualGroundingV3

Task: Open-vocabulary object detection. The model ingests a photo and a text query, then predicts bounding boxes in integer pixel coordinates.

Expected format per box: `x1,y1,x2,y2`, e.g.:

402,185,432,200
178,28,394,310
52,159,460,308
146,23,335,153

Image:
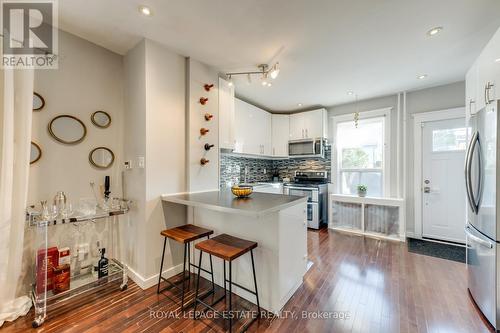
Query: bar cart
26,202,130,328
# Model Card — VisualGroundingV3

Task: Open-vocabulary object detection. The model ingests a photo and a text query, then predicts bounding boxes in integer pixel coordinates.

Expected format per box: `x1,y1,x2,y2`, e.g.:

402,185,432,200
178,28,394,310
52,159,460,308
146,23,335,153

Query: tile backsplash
220,145,331,189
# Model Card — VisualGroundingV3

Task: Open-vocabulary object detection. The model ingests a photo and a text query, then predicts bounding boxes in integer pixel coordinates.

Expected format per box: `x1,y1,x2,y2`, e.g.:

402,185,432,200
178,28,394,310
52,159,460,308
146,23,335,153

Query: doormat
407,238,465,263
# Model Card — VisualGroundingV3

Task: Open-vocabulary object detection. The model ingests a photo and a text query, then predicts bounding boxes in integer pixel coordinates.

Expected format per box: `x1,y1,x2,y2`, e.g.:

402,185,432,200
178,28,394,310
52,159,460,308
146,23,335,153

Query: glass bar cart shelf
27,204,130,328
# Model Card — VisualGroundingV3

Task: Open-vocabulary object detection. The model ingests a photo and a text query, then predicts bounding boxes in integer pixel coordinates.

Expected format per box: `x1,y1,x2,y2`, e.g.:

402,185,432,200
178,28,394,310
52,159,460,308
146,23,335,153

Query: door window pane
432,127,468,152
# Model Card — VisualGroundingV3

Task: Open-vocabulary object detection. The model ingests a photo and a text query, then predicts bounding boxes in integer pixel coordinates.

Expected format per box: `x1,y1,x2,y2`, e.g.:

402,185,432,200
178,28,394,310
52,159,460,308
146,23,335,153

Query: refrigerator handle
465,131,478,213
465,226,493,248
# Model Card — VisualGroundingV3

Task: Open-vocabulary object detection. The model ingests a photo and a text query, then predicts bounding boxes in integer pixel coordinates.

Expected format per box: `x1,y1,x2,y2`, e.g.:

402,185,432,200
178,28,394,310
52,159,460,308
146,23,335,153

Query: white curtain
0,67,34,327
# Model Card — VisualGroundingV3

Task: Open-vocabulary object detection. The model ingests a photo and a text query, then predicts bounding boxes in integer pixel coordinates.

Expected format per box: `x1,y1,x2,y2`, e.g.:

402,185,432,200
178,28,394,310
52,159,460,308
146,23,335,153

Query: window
333,110,390,197
432,127,469,152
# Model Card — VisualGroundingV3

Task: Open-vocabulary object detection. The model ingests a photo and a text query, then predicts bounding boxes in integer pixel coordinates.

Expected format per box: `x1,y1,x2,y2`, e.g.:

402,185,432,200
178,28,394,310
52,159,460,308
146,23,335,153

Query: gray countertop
161,190,307,217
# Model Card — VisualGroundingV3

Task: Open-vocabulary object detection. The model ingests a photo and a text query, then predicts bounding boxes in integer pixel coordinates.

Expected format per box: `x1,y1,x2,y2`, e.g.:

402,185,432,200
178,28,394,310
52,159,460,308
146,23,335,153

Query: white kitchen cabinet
234,98,272,155
272,114,289,157
218,77,235,150
289,112,305,140
289,109,328,140
475,27,500,111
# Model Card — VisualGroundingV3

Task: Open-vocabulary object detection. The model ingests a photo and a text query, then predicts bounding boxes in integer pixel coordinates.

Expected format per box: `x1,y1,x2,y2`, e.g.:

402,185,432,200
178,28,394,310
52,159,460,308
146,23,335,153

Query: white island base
161,191,308,313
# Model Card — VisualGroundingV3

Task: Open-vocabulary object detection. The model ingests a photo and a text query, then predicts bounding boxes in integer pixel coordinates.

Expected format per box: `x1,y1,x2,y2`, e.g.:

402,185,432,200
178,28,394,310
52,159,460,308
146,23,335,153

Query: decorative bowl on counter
231,185,253,198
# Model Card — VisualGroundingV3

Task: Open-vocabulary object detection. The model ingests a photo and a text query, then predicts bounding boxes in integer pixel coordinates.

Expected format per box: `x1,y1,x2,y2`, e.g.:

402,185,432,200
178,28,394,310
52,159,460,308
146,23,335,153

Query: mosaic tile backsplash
220,145,331,189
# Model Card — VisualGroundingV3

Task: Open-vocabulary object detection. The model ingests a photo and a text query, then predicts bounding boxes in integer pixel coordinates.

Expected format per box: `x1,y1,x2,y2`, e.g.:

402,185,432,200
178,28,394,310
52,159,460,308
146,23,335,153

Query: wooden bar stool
193,234,260,333
158,224,215,309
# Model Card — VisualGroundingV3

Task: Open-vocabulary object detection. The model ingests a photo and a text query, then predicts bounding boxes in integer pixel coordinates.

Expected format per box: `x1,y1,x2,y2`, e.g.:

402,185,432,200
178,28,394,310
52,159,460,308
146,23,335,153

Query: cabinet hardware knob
200,158,210,165
204,113,214,121
204,84,214,92
199,97,208,105
200,128,209,135
204,143,215,151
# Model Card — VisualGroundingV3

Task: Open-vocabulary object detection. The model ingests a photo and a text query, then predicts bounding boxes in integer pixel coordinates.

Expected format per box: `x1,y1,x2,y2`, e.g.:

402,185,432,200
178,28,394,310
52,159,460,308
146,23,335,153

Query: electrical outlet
137,156,145,169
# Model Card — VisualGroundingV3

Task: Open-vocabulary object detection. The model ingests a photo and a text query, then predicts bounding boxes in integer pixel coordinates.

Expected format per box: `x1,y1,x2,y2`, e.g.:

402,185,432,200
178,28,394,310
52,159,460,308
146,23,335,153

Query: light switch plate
137,156,145,169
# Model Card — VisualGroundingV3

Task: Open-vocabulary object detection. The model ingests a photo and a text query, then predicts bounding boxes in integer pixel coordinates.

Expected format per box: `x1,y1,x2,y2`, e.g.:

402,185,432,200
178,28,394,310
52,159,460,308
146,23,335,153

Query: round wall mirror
30,142,42,164
89,147,114,169
48,115,87,144
33,92,45,111
91,111,111,128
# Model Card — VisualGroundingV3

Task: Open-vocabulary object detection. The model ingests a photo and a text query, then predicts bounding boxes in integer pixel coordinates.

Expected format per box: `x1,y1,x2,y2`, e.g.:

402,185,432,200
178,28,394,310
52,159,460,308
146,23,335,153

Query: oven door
307,202,320,229
285,187,319,202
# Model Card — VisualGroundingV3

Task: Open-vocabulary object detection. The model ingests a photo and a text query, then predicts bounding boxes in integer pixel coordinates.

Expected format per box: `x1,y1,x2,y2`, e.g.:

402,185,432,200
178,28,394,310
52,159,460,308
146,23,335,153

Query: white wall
29,30,124,205
327,81,466,236
123,39,187,283
186,58,220,192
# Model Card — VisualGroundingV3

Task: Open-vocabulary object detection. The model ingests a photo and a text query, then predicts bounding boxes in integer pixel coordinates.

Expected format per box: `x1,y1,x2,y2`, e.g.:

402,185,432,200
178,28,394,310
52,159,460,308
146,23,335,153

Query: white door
422,117,468,243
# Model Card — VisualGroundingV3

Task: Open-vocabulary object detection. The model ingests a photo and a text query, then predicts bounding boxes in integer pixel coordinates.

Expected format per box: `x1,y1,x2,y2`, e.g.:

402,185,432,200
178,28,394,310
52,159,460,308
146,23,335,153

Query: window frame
331,108,391,197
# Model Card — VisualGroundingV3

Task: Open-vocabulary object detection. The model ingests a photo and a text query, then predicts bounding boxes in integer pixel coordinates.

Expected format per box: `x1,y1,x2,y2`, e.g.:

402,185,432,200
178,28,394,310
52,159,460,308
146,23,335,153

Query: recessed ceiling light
427,27,443,37
267,82,272,87
347,91,354,95
139,5,152,16
495,58,500,63
417,74,428,80
297,103,303,107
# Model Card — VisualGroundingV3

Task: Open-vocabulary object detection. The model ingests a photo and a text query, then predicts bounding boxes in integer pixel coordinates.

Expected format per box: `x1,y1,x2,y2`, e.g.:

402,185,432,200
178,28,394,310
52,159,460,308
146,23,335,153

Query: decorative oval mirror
33,92,45,111
91,111,111,128
48,115,87,144
30,142,42,164
89,147,114,169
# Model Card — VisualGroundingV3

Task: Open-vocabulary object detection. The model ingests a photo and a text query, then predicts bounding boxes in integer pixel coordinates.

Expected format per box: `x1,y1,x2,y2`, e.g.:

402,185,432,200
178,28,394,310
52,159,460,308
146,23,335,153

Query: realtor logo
1,0,58,69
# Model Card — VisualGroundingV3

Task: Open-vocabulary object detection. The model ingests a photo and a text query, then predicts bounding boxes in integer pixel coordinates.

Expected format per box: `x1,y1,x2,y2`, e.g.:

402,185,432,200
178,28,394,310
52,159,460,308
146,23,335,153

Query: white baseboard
127,263,184,290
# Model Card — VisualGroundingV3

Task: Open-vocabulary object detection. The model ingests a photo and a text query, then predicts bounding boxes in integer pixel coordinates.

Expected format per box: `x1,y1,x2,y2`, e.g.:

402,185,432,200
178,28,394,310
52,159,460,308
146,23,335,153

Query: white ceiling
58,0,500,112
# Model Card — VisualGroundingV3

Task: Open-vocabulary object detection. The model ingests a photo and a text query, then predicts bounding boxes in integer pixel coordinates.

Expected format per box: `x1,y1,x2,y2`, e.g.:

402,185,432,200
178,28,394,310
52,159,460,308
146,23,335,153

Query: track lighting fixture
225,62,280,88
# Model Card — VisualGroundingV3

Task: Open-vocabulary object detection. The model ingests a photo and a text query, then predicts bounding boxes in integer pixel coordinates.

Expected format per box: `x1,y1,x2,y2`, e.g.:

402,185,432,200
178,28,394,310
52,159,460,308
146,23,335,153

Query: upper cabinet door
289,113,305,140
465,62,478,123
219,78,235,150
234,98,271,155
303,109,327,139
476,27,500,111
272,114,290,157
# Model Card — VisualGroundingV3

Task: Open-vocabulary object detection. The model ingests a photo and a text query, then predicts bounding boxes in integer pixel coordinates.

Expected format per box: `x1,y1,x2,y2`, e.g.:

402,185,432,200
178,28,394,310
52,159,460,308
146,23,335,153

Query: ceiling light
269,63,280,79
267,82,272,87
495,58,500,63
347,91,354,95
227,75,233,87
417,74,428,80
427,27,443,37
297,103,303,107
139,5,152,16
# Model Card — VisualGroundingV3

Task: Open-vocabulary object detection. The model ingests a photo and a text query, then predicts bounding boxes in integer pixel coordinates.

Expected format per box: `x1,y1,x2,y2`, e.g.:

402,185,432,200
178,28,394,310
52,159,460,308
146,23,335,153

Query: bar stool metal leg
250,249,261,318
228,261,232,333
157,237,167,294
180,243,187,309
223,261,227,303
193,250,203,319
187,242,191,286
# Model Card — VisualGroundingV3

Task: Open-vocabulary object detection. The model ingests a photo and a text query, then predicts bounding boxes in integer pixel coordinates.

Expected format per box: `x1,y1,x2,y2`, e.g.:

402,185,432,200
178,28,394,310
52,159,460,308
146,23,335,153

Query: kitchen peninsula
161,191,308,313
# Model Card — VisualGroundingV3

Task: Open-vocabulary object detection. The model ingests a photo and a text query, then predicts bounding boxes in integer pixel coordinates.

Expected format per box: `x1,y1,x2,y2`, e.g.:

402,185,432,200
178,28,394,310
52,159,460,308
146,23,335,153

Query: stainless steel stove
284,171,328,229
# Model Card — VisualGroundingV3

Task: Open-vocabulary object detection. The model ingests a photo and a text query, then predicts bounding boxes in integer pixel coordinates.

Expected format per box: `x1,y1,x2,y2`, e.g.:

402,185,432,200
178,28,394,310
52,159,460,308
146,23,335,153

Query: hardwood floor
3,229,493,333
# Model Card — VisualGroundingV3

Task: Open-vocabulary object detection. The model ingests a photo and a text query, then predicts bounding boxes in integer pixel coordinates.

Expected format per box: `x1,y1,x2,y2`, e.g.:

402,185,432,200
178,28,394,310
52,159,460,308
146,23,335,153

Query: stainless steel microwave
288,138,325,158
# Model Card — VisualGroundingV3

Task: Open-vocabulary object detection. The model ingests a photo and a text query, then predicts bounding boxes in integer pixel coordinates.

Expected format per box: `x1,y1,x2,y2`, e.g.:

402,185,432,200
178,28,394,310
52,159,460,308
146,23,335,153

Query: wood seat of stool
195,233,257,261
160,224,213,243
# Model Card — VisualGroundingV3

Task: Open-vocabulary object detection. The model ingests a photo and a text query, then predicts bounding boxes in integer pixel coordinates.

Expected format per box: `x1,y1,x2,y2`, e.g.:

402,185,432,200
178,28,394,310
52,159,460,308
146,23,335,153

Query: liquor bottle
204,113,213,121
200,128,209,135
98,248,109,278
204,84,214,91
199,97,208,105
204,143,214,151
200,158,210,165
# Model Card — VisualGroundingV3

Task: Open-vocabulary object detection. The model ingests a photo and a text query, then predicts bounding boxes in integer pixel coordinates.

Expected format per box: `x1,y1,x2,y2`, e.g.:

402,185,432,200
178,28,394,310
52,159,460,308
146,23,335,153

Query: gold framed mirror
30,142,42,164
89,147,115,169
33,92,45,111
48,115,87,144
91,111,111,128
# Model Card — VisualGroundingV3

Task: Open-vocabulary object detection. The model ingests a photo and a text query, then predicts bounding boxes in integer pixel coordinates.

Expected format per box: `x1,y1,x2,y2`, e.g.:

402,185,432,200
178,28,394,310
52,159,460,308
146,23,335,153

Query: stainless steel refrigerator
465,100,500,329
